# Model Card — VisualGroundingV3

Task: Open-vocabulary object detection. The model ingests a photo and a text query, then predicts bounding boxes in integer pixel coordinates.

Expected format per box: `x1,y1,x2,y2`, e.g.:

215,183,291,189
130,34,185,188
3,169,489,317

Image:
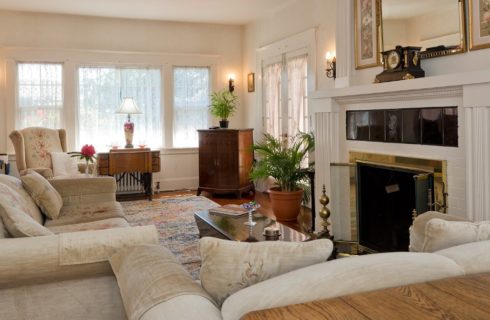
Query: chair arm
49,176,117,206
0,225,158,289
409,211,469,252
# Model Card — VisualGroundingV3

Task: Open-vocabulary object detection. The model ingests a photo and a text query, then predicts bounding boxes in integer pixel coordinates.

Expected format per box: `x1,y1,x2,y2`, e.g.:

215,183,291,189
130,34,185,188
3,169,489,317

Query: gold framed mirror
380,0,467,59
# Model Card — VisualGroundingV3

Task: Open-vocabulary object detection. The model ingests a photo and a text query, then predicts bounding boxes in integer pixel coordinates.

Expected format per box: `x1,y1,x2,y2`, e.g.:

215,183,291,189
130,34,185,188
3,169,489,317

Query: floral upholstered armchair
9,127,70,179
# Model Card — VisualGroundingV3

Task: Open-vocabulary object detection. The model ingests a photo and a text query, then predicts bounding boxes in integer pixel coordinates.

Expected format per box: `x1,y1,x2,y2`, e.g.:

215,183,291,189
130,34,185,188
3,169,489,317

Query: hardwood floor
152,189,312,234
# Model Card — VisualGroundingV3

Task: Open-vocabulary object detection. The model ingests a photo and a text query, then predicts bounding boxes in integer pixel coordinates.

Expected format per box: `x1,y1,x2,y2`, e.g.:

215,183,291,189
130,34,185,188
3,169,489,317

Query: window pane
78,67,162,151
263,62,282,138
173,67,210,148
17,63,63,129
287,55,308,137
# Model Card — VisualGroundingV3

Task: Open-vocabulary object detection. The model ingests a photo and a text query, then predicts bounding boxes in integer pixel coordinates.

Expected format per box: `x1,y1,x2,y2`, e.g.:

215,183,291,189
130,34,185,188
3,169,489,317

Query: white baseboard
155,177,198,192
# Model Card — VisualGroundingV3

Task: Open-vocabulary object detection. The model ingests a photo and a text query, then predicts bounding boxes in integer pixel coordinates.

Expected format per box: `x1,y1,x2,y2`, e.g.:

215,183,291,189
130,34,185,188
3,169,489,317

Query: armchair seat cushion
47,218,129,234
45,201,125,227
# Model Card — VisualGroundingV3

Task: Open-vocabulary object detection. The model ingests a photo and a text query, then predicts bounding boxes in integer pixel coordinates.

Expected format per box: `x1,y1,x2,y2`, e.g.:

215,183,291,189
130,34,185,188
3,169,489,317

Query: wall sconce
325,52,336,79
228,73,235,92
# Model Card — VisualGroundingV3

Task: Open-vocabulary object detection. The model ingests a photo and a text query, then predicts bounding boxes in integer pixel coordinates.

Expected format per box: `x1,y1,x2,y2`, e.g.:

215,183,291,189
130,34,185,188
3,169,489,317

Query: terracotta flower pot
268,187,304,222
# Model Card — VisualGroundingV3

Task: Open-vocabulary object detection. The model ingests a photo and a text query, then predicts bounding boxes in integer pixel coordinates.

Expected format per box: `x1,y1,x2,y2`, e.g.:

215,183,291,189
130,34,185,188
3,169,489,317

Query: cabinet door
216,132,239,188
199,132,219,187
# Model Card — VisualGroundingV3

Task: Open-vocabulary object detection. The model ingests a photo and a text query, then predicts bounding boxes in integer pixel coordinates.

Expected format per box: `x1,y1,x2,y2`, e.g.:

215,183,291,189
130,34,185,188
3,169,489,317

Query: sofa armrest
409,211,469,252
20,167,54,179
0,225,158,289
49,176,117,206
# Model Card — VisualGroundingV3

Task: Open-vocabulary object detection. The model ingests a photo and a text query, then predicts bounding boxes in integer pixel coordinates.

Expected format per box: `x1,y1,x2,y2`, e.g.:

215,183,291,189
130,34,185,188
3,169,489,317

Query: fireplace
330,152,447,253
357,162,432,252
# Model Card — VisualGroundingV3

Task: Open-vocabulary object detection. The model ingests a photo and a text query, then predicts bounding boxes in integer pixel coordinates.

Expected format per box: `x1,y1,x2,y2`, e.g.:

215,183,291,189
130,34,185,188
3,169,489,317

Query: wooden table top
242,273,490,320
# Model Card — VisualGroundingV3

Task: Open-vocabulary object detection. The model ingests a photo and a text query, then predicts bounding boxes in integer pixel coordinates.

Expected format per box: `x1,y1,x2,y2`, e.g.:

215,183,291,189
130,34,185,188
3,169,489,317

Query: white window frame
75,63,164,150
163,62,217,150
14,61,65,130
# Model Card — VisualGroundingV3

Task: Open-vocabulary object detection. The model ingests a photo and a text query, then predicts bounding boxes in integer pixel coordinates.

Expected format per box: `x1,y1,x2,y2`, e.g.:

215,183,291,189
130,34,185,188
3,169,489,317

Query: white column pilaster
335,0,354,88
313,98,342,231
464,83,490,221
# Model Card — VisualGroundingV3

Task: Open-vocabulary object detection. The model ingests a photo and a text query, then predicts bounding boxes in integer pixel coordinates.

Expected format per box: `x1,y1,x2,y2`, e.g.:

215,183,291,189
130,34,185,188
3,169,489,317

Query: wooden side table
97,148,160,200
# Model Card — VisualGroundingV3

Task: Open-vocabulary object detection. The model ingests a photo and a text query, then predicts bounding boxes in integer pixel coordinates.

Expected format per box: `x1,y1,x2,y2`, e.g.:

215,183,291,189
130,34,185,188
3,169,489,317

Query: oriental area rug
121,195,219,279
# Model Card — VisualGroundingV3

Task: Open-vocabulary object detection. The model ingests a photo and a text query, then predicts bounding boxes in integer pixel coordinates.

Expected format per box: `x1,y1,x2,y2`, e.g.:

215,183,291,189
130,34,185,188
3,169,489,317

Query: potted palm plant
209,89,238,128
250,132,315,222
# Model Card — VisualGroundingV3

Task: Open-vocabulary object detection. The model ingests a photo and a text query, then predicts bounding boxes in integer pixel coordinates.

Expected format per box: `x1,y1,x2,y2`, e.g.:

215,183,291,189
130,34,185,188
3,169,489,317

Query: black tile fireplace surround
347,107,458,147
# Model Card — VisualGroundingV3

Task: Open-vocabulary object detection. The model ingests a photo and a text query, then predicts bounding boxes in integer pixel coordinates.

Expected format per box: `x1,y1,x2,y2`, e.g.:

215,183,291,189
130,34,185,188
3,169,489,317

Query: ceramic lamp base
124,120,135,149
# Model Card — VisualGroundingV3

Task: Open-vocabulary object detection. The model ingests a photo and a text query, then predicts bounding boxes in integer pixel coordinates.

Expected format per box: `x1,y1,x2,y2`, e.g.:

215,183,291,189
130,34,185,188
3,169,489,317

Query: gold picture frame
247,73,255,92
354,0,381,69
469,0,490,50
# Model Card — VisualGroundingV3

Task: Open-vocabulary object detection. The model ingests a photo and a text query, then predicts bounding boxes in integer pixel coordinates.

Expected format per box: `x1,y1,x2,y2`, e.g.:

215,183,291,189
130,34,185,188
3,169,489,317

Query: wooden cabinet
197,129,254,198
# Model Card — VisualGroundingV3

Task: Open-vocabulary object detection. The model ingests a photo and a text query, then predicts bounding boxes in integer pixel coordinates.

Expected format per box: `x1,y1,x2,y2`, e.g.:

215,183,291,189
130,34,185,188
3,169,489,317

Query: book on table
209,204,249,216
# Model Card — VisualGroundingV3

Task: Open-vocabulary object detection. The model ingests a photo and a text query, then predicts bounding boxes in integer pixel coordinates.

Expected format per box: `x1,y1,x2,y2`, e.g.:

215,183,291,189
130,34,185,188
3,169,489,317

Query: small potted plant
250,132,315,222
209,89,238,128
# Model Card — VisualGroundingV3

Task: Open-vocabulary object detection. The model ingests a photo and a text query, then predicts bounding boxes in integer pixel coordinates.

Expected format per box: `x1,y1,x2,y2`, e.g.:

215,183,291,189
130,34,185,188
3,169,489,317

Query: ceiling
0,0,296,25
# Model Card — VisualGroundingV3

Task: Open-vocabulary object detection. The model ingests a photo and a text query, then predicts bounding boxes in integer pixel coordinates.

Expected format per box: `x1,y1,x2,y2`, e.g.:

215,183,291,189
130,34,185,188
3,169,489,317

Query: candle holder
242,201,260,226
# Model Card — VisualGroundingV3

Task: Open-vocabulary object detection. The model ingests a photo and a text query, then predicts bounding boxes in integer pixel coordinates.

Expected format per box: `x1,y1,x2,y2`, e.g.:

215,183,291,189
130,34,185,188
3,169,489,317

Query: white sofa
0,212,489,320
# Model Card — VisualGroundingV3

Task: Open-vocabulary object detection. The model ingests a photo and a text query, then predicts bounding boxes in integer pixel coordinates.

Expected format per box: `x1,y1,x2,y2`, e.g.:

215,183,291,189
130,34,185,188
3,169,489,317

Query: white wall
0,10,244,190
242,0,337,138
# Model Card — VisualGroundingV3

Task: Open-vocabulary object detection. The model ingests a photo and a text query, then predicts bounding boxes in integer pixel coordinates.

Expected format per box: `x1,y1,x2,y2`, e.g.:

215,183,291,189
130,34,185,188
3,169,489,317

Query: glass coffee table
194,210,308,242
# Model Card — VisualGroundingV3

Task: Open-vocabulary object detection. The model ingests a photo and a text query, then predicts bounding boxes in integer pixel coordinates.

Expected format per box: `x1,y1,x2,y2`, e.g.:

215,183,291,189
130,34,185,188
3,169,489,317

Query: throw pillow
110,244,215,320
0,203,53,237
21,169,63,219
422,218,490,252
51,152,79,177
199,237,333,306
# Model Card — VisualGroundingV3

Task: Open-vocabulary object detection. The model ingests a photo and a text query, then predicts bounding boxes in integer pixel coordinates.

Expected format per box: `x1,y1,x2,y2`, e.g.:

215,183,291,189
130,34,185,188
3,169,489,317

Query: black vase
219,120,229,128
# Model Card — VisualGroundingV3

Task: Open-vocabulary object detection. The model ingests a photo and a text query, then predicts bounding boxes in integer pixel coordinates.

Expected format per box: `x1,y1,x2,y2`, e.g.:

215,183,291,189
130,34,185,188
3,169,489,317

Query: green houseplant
209,89,238,128
250,132,315,221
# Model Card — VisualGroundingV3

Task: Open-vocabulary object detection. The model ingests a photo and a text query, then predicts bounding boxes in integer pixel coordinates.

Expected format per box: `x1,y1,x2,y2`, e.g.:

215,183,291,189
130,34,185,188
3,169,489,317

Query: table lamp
116,97,142,148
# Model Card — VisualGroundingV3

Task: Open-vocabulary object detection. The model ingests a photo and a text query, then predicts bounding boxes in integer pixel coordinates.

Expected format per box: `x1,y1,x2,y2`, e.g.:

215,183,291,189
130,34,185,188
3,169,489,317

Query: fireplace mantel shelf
311,69,490,104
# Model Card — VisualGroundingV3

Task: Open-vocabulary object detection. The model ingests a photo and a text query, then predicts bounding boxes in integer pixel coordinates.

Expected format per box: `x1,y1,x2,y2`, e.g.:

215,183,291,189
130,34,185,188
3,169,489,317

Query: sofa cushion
46,218,129,234
110,244,216,320
409,211,468,252
0,174,43,224
0,183,53,237
221,252,464,320
0,275,126,320
141,295,222,320
199,237,333,306
44,201,125,228
21,169,63,219
435,240,490,275
422,218,490,252
51,152,80,177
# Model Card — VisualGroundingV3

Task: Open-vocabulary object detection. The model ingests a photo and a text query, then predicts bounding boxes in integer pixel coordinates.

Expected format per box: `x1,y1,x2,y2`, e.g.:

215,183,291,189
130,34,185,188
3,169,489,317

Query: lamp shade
116,97,142,115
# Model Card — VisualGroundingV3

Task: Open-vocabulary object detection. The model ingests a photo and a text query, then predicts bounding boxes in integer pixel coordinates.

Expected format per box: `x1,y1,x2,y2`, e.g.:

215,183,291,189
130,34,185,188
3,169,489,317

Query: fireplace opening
357,162,433,252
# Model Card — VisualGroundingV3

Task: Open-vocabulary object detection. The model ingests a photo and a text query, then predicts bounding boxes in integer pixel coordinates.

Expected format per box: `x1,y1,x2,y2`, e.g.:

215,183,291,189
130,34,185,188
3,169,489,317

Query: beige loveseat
0,173,128,235
0,211,489,320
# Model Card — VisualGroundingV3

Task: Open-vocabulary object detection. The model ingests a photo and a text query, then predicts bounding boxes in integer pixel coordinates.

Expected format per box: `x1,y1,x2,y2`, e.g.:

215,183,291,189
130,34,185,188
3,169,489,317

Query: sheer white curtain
287,55,308,137
173,67,210,148
262,62,282,138
17,63,63,129
78,67,161,151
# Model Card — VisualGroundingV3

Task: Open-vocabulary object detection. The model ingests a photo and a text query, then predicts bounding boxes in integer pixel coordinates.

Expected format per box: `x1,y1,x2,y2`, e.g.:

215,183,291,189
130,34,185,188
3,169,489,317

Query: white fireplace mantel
311,69,490,105
310,69,490,228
